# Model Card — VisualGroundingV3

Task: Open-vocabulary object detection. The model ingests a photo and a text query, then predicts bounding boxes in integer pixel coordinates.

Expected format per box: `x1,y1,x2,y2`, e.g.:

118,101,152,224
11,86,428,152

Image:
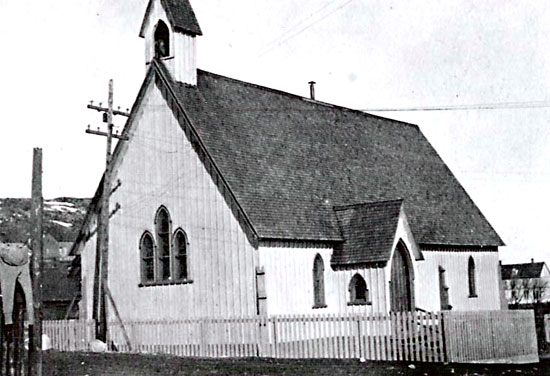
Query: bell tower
139,0,202,85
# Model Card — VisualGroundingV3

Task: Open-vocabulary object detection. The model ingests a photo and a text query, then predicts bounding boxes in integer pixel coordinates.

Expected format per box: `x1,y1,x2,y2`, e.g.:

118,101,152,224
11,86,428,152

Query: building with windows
71,0,505,323
501,260,550,305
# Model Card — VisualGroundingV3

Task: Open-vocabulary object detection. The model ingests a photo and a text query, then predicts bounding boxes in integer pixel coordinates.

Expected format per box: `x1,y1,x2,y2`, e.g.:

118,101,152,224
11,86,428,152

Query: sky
0,0,549,265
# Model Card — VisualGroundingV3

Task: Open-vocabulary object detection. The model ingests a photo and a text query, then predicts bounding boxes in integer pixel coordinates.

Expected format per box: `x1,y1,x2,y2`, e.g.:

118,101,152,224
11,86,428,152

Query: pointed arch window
139,232,155,284
173,229,189,281
312,254,326,308
468,256,477,297
139,206,193,287
348,273,370,305
155,206,171,282
154,20,170,58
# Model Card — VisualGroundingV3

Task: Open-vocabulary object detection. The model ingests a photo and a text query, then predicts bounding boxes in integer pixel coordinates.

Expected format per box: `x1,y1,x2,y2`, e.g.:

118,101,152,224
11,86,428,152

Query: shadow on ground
43,351,550,376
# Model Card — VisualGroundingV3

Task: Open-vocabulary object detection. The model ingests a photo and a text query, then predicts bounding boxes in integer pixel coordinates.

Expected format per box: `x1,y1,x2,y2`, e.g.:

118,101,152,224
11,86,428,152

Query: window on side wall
173,228,189,281
155,206,172,282
312,254,326,308
139,232,156,284
468,256,477,297
348,273,370,305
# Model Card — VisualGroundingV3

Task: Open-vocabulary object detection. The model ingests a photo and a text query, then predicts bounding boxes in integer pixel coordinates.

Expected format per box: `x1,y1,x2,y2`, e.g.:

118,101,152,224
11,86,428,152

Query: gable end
153,62,259,248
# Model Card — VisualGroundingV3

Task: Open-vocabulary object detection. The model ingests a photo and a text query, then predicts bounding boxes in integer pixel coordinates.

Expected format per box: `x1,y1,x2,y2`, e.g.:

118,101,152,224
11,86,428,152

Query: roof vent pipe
308,81,316,100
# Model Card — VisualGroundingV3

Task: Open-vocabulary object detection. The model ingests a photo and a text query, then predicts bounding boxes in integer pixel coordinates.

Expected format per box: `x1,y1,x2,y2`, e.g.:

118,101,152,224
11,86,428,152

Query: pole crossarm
86,128,129,141
87,104,130,117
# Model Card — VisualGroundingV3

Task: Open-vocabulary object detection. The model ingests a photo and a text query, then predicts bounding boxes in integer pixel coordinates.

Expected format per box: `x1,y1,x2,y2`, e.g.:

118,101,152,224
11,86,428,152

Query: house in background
71,0,505,324
0,198,88,319
501,260,550,305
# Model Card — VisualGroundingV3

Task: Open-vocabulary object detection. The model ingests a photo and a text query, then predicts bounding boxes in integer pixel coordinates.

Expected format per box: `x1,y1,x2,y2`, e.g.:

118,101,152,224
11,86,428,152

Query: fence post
257,315,269,357
440,311,448,363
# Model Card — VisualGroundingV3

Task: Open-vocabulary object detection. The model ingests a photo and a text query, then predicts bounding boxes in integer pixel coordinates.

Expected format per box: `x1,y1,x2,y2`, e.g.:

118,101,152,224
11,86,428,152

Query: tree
529,278,548,304
508,277,526,305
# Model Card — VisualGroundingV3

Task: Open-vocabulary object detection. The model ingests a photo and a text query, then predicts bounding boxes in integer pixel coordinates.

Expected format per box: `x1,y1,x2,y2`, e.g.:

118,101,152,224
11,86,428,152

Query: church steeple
139,0,202,85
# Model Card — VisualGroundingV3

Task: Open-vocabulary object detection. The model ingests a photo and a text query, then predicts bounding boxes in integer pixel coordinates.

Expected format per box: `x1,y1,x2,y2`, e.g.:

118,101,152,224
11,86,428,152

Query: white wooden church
72,0,505,323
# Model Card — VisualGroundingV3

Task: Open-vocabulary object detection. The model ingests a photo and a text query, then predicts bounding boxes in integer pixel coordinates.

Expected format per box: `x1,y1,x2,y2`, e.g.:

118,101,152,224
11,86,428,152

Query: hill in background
0,197,90,243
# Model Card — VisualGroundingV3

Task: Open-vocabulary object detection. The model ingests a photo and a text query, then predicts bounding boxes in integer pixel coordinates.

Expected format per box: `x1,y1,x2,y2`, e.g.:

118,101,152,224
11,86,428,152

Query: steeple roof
140,0,202,37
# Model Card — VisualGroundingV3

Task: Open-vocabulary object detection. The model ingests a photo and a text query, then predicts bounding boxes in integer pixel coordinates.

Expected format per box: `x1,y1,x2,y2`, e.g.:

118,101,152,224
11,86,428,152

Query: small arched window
154,20,170,58
140,232,155,283
348,274,369,305
173,229,188,281
312,254,326,308
155,206,171,281
468,256,477,297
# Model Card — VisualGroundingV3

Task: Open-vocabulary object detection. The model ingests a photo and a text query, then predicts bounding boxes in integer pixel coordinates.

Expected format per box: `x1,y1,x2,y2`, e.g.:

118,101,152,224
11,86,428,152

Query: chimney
308,81,316,100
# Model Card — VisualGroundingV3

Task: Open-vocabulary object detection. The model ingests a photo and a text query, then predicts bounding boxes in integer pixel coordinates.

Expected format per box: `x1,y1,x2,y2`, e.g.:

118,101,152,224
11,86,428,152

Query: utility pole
86,80,129,343
30,147,43,376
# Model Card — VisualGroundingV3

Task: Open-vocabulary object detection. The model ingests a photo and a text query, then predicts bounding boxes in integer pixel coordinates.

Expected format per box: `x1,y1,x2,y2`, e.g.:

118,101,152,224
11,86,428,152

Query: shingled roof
501,262,548,280
332,200,404,264
140,0,202,37
156,63,503,247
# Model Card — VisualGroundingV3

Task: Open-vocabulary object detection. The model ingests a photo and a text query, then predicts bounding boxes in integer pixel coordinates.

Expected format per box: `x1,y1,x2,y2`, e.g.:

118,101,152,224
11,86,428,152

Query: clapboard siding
415,249,501,312
80,81,258,322
259,246,387,315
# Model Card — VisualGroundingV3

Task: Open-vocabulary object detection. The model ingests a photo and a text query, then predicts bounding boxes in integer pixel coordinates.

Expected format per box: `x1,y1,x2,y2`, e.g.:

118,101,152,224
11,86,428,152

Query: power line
361,100,550,112
258,0,354,57
260,0,345,52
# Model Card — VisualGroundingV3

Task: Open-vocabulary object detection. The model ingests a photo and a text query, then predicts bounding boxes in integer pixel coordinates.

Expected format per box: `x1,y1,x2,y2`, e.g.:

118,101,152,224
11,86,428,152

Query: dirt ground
42,351,550,376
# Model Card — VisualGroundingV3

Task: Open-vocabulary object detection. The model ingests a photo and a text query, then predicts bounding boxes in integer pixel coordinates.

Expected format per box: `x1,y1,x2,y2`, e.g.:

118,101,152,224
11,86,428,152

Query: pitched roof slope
501,262,546,279
158,63,504,247
140,0,202,37
333,200,403,264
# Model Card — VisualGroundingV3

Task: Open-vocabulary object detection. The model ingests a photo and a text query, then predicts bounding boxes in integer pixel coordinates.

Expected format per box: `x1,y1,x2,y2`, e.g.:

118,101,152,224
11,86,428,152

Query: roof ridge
196,69,420,129
502,262,545,267
333,198,404,212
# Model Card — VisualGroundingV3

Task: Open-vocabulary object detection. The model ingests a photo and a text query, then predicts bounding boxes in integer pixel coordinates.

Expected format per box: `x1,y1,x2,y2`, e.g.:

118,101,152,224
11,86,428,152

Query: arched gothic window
173,229,189,281
139,232,155,283
439,266,452,310
312,254,326,308
154,20,170,58
468,256,477,297
155,206,171,281
348,274,369,305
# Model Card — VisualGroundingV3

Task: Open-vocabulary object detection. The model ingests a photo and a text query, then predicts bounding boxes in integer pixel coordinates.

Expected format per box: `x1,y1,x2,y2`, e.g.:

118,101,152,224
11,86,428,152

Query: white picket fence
43,320,96,351
43,310,538,363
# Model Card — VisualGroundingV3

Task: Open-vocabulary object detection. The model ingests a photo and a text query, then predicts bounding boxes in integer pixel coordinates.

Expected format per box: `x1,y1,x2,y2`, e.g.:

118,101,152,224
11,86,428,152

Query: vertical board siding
443,310,539,363
84,80,259,322
34,311,532,363
415,250,501,312
80,222,97,321
259,247,386,315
